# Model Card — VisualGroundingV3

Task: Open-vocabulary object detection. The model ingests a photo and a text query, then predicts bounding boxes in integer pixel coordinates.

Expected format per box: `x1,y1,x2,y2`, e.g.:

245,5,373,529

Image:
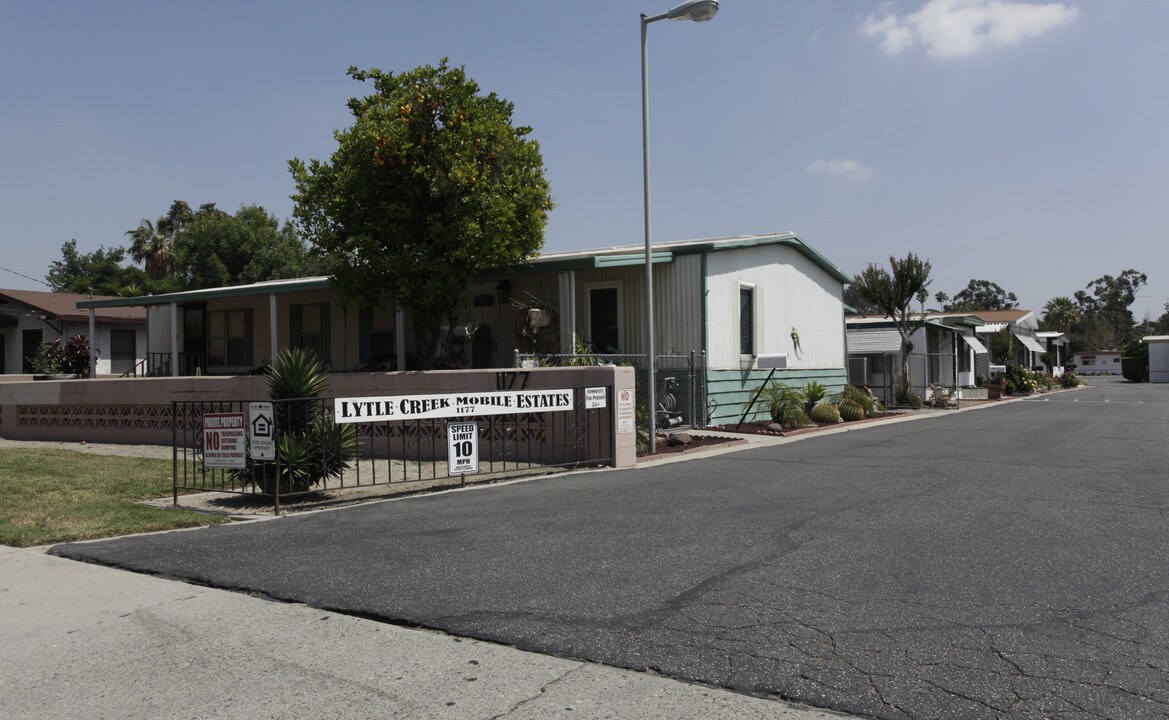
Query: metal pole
641,13,657,453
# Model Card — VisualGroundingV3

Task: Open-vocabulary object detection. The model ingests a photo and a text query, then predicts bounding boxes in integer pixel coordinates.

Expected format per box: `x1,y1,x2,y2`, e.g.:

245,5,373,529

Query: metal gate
172,383,616,514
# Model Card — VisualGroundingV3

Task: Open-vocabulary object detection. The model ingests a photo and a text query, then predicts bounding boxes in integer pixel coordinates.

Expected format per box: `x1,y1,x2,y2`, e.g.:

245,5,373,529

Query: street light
641,0,719,453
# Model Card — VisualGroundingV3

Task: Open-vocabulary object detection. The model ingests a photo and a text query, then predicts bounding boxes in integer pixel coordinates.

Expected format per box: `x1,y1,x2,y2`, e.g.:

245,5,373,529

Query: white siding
705,245,845,369
1150,342,1169,383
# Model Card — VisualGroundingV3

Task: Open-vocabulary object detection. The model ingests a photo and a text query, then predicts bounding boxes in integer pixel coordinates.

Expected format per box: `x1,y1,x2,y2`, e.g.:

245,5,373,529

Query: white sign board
203,412,246,469
616,389,635,434
447,421,479,475
248,402,275,461
584,387,607,409
335,389,574,423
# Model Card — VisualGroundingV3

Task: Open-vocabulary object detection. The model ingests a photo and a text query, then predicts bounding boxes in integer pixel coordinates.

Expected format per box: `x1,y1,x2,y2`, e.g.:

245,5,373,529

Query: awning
1014,333,1046,354
961,334,988,353
976,322,1008,333
847,329,901,353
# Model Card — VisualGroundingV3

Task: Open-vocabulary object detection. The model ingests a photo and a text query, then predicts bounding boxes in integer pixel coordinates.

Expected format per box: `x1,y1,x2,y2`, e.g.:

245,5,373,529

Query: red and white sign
203,412,246,469
616,389,635,434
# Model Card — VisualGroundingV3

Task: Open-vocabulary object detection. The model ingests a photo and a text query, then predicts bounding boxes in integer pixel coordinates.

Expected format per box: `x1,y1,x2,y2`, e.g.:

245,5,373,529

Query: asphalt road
56,378,1169,719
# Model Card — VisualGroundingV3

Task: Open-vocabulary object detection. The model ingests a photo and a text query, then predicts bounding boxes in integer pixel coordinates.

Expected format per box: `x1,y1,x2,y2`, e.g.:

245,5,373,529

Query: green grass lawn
0,448,226,547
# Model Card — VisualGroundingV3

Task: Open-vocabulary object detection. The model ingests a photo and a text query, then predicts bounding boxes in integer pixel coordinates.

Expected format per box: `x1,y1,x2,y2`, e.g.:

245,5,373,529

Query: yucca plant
242,347,358,495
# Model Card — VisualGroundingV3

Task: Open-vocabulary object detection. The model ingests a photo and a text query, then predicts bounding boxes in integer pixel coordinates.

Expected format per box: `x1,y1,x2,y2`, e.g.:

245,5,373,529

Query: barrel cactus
838,398,865,421
810,402,842,424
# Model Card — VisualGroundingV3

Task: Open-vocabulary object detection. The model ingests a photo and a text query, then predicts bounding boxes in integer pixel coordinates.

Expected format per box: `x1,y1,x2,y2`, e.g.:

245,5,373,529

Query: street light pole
640,0,719,453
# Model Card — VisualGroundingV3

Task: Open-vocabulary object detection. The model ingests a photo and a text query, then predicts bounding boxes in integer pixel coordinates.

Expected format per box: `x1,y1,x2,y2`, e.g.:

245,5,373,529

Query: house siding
707,367,848,426
705,245,845,369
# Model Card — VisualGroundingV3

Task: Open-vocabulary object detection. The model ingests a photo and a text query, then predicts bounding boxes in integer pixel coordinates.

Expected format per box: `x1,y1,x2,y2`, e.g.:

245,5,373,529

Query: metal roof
77,232,852,310
77,276,334,309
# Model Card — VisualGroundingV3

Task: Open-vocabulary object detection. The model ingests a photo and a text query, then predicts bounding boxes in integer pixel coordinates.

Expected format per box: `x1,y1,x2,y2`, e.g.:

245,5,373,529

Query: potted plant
31,336,92,380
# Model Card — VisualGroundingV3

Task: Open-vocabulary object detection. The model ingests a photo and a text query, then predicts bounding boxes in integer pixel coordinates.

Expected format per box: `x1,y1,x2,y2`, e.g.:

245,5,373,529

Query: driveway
56,379,1169,719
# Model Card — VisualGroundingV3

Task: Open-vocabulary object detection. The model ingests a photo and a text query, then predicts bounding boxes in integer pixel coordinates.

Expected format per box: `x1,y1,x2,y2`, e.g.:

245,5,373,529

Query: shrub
1061,370,1079,389
32,335,93,376
750,382,811,429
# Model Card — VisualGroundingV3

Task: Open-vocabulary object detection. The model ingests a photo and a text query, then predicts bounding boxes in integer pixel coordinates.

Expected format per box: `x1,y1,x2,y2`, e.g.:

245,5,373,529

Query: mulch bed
713,411,908,438
636,411,910,458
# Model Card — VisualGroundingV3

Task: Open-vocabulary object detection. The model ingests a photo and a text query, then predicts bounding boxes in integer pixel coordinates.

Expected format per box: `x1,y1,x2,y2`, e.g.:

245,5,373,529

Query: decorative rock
766,423,786,435
667,432,694,446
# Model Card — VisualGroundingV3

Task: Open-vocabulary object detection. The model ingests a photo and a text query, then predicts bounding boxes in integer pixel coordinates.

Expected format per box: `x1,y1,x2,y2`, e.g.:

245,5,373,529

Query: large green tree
942,279,1018,312
45,240,149,296
171,204,311,290
851,253,932,402
1072,270,1147,349
289,60,553,367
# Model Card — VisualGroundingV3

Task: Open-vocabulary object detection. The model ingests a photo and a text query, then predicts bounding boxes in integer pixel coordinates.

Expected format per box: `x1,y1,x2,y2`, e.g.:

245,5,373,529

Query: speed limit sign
447,421,478,475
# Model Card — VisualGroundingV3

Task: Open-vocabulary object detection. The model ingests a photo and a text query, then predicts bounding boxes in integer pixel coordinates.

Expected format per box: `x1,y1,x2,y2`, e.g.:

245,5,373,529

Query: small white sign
203,412,247,469
447,421,479,475
585,387,607,409
249,402,276,461
617,389,635,434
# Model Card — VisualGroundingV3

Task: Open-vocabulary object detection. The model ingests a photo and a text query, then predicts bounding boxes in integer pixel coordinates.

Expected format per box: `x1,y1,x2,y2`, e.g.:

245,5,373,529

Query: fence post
172,400,178,507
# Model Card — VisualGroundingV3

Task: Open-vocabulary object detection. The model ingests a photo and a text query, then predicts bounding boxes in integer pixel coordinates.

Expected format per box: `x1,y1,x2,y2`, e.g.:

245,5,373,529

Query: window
207,309,252,368
359,308,395,369
739,284,755,356
586,284,622,353
110,329,136,374
291,303,331,365
22,329,42,373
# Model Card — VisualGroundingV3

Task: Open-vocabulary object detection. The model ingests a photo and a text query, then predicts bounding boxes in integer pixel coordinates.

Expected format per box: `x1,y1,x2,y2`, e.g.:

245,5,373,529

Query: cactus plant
810,402,842,424
838,398,865,421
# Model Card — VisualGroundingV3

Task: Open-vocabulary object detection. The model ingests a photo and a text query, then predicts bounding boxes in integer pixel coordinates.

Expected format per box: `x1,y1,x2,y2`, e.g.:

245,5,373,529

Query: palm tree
1043,296,1079,334
125,217,173,281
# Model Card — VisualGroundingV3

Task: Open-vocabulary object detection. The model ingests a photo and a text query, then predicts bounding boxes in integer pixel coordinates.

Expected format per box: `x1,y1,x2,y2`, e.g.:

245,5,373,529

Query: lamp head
666,0,719,22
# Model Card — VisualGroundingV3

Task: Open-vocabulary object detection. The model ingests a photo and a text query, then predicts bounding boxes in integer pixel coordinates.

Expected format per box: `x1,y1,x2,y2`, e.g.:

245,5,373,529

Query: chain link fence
848,352,960,406
515,351,707,430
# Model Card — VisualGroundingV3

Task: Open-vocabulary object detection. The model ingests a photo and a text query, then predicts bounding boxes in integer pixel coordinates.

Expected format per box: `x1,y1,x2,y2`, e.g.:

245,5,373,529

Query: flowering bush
1004,365,1039,395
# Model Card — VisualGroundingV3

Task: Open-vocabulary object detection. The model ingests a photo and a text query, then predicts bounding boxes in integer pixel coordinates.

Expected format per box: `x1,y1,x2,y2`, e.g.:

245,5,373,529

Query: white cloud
861,0,1079,58
806,159,874,181
807,29,822,48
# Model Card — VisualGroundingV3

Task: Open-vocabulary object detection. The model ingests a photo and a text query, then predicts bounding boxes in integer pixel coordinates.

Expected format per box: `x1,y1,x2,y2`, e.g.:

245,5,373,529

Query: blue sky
2,0,1166,321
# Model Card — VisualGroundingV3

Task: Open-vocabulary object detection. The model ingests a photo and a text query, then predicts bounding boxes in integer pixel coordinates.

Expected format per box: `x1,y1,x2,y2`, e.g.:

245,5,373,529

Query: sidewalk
0,544,850,719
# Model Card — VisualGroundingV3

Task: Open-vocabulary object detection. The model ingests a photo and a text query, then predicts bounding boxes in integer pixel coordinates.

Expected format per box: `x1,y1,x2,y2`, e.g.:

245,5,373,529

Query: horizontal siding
707,367,848,426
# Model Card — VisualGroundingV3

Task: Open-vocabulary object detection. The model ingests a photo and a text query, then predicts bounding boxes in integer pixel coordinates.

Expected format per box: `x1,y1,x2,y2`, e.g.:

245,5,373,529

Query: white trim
738,281,758,357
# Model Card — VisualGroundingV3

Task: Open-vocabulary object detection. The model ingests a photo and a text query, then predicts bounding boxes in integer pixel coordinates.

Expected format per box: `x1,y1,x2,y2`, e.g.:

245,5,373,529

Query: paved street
56,379,1169,718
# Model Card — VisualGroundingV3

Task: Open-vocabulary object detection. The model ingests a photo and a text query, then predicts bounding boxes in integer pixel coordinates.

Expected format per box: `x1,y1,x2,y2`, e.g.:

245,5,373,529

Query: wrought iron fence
513,350,707,430
172,385,615,514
